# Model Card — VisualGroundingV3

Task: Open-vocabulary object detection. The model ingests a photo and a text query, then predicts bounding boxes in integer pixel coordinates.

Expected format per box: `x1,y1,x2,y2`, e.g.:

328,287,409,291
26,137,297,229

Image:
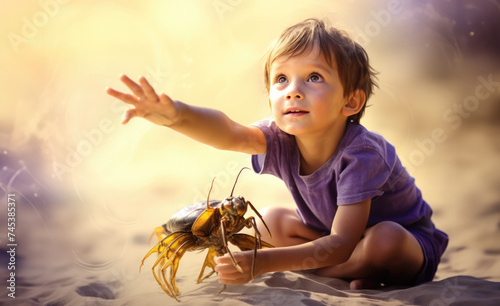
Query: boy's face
269,44,349,138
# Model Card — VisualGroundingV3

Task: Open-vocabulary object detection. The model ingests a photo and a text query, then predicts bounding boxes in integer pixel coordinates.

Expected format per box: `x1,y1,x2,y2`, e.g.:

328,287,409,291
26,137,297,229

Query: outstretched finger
122,108,137,124
120,74,145,98
138,76,158,100
106,87,138,105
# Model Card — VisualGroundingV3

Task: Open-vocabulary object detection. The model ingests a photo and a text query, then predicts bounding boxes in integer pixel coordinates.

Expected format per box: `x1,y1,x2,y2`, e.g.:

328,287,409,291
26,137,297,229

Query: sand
1,122,500,306
1,1,500,305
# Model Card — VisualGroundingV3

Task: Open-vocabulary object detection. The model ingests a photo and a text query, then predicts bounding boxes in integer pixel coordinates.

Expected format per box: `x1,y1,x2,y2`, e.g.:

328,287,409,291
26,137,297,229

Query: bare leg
253,206,322,247
315,221,424,289
248,208,423,288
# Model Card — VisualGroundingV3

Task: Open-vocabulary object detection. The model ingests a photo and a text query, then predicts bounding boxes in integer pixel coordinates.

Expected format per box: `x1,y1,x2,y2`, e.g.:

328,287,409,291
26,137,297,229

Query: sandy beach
1,1,499,305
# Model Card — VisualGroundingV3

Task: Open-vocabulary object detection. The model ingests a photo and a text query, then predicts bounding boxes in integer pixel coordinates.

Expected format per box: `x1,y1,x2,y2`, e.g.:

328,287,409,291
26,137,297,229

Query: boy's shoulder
341,123,396,158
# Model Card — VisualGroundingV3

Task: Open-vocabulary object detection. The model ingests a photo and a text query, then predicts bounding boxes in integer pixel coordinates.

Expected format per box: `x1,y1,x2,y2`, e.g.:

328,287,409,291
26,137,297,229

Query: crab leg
152,248,178,301
197,247,219,283
139,231,189,272
150,235,187,295
140,231,194,301
247,200,272,238
159,240,194,298
249,217,260,280
220,219,243,273
148,226,167,245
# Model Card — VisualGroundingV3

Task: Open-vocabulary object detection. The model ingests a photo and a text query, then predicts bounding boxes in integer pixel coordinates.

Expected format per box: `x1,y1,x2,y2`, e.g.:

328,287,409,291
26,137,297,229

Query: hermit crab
139,168,273,301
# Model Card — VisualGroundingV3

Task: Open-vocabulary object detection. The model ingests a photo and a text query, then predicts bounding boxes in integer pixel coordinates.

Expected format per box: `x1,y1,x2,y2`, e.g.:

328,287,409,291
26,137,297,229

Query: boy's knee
259,206,319,246
260,206,293,231
364,221,408,265
259,206,276,218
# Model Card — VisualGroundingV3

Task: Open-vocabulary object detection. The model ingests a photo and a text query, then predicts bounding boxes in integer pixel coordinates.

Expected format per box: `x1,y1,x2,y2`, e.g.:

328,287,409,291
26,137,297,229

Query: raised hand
106,74,181,126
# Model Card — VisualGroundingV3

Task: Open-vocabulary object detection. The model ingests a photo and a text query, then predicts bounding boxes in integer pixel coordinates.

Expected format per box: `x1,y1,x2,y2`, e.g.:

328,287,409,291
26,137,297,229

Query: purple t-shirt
251,118,432,235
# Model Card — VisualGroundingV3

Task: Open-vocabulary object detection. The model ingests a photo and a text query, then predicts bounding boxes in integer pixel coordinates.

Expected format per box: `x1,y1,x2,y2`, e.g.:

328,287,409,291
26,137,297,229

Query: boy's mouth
284,107,309,116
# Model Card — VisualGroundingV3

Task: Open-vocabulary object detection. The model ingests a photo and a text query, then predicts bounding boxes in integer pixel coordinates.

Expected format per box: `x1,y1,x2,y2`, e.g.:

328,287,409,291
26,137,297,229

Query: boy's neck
295,121,347,175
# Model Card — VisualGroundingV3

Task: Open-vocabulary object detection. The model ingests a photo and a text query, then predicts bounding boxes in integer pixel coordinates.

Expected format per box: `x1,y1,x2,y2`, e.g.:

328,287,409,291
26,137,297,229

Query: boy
106,18,448,289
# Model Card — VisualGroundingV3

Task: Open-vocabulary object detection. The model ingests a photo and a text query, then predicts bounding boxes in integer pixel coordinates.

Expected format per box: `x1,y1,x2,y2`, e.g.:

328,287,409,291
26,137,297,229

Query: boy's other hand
106,74,181,126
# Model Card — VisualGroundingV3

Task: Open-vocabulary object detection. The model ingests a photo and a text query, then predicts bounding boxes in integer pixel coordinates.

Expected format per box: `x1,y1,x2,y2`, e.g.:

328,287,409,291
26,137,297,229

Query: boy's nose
285,83,304,100
286,92,303,100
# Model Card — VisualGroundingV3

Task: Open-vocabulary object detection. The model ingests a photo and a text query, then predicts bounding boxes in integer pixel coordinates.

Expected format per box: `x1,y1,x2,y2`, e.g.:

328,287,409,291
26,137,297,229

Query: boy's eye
275,75,287,84
308,74,322,82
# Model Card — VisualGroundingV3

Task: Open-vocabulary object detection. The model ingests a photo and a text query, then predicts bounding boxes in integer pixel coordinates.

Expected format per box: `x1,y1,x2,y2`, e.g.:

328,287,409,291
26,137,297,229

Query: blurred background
0,0,499,303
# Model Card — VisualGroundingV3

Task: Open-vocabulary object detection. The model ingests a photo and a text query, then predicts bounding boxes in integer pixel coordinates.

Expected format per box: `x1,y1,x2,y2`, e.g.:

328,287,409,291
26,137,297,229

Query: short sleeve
252,154,266,174
250,119,294,179
336,147,390,205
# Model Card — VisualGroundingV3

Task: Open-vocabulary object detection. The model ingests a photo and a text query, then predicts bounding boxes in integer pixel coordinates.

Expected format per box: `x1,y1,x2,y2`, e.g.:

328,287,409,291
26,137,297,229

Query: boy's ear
342,89,366,117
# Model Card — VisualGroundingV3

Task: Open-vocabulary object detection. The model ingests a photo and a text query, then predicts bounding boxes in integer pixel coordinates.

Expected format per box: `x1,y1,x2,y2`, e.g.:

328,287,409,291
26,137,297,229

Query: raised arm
106,74,266,155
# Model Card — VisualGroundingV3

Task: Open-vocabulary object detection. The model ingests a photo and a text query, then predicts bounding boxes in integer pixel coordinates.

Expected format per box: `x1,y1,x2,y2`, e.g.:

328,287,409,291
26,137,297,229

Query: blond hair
264,18,378,123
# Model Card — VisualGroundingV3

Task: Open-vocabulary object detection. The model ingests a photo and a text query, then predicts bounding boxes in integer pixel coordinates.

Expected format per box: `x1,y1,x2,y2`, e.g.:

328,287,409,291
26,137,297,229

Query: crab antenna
230,167,250,197
206,177,216,209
